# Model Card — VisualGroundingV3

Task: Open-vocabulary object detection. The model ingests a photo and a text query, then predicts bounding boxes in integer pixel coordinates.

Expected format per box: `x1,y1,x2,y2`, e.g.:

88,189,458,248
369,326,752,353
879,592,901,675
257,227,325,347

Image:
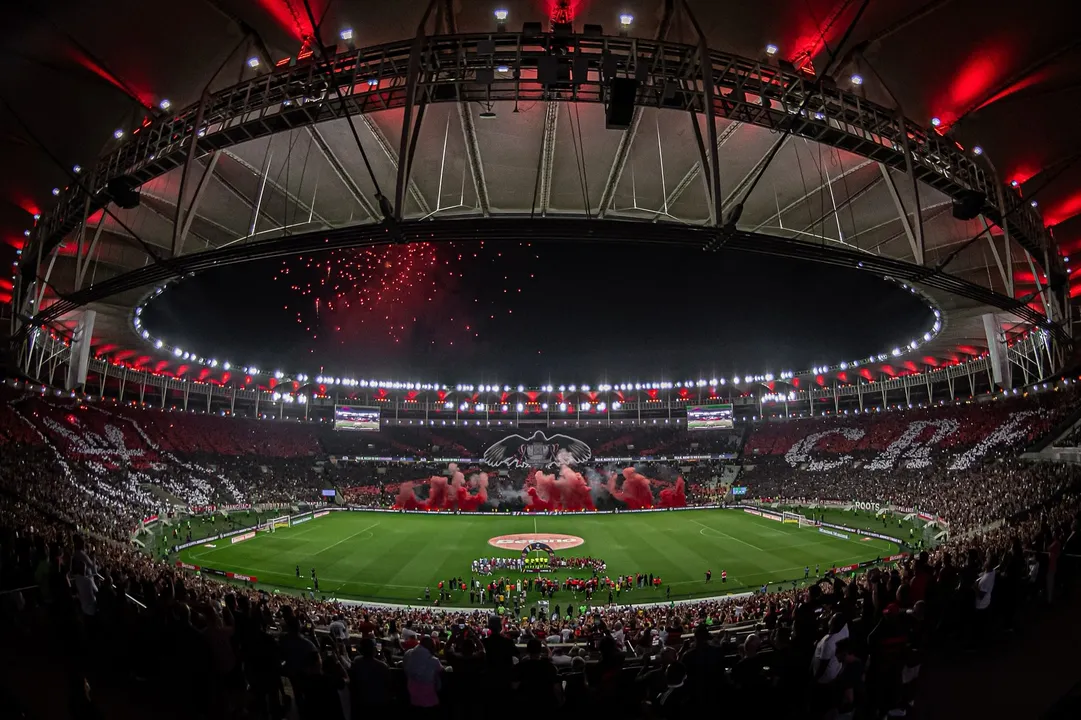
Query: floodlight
850,74,863,85
113,128,124,139
1010,180,1019,187
765,43,778,56
972,146,983,156
33,213,40,220
159,99,171,111
247,57,260,68
931,117,941,127
51,188,60,196
340,28,354,41
73,164,82,173
494,9,508,21
619,13,633,26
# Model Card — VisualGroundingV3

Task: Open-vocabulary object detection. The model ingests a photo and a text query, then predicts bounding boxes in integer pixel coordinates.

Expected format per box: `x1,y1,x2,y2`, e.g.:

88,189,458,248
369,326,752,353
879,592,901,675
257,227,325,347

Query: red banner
226,572,257,583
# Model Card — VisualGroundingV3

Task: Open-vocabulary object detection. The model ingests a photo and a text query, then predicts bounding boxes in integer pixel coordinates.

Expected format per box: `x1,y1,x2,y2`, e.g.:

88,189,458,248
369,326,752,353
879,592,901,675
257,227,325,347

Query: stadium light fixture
33,213,40,220
113,128,124,139
496,65,510,73
1031,200,1038,207
73,164,82,174
850,74,863,85
494,8,508,30
22,230,29,237
972,146,983,156
247,57,260,69
340,28,354,41
931,117,941,127
159,99,171,111
51,188,60,196
619,14,634,34
1010,179,1019,187
765,43,778,56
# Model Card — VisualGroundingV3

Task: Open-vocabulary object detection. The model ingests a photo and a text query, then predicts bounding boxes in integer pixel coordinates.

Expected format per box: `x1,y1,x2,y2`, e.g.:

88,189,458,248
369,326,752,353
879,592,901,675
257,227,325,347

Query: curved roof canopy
2,0,1077,383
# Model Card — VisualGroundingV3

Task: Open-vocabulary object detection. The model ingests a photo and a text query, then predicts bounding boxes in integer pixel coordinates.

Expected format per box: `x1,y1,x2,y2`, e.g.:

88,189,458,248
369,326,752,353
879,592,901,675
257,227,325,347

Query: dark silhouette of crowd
2,380,1081,717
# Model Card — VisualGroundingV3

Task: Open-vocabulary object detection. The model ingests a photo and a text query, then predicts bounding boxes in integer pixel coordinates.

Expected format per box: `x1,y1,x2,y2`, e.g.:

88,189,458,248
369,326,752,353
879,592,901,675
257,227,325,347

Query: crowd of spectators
2,448,1078,718
2,381,1081,716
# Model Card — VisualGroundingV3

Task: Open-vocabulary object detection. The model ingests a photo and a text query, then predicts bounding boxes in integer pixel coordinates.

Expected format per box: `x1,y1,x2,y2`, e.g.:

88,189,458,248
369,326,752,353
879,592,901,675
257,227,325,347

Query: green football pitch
176,509,900,605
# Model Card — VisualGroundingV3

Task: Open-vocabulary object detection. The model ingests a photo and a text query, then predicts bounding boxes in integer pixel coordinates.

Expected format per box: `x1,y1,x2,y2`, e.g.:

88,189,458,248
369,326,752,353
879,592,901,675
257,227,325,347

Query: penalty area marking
690,519,764,551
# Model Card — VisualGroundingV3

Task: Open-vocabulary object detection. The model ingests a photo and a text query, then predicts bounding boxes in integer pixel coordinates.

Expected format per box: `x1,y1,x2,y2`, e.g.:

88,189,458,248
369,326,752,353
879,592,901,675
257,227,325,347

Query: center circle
487,533,585,551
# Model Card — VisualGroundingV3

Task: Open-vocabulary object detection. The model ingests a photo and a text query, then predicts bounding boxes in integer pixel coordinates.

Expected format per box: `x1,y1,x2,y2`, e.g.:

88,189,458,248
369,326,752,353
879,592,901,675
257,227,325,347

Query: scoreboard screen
686,404,734,430
731,486,748,496
334,406,380,431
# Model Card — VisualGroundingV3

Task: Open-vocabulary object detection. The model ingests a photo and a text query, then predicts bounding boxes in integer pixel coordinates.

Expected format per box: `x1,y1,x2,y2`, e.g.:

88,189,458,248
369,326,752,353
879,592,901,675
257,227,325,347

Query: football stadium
2,1,1081,719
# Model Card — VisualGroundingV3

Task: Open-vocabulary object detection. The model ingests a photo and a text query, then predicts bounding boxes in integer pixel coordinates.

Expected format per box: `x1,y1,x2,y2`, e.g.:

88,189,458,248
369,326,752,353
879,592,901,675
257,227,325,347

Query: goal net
783,511,809,526
262,515,291,532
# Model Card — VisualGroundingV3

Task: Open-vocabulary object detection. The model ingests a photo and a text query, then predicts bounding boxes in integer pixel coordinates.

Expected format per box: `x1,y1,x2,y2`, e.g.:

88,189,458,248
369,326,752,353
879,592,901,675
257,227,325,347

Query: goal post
783,511,816,527
261,515,291,532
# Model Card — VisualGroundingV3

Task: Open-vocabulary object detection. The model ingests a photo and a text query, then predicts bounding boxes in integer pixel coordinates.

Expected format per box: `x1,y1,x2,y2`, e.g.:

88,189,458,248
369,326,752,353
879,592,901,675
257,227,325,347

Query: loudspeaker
952,189,985,221
606,77,638,129
107,175,141,209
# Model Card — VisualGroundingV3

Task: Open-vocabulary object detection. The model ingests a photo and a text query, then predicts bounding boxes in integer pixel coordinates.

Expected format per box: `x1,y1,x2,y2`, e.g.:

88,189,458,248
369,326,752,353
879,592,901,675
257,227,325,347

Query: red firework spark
277,241,538,356
278,243,444,345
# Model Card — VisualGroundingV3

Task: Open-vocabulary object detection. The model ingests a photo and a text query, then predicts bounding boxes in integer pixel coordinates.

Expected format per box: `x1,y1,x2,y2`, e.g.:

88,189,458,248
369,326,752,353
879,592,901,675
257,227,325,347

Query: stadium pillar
947,372,956,401
230,386,236,414
856,382,864,412
833,382,839,413
139,381,145,405
925,371,933,404
183,383,190,412
99,361,108,399
119,368,127,403
254,391,259,417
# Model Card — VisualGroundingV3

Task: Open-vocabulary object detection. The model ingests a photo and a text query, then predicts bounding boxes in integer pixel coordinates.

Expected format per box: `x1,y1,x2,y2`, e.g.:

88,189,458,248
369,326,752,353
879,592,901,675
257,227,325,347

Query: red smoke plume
392,463,488,511
658,477,687,508
526,466,596,512
607,467,655,510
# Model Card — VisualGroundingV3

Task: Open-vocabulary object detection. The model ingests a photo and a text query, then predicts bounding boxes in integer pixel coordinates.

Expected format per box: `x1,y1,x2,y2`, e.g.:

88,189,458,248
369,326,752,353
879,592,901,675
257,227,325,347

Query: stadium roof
2,0,1078,385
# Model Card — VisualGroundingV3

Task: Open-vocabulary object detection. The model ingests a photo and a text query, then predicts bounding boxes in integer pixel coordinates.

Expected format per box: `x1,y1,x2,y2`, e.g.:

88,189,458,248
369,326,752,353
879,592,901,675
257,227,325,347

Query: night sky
141,241,933,383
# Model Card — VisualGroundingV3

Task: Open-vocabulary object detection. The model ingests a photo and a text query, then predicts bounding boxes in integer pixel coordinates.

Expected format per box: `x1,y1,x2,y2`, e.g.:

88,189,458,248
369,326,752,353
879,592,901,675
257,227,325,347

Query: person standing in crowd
349,638,390,718
403,636,443,713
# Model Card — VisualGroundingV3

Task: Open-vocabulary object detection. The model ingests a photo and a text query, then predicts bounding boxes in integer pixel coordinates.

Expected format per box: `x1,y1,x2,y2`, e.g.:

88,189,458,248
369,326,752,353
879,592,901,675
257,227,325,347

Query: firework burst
275,241,536,358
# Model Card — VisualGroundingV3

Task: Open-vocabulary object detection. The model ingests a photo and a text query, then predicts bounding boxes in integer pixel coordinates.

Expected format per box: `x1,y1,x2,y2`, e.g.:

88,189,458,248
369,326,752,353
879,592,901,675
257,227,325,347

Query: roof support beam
222,148,332,228
457,104,490,216
981,219,1011,294
681,0,723,227
358,116,431,216
879,164,924,265
174,151,221,257
307,126,379,219
538,102,560,215
660,122,742,220
598,0,676,217
139,190,236,245
750,159,872,232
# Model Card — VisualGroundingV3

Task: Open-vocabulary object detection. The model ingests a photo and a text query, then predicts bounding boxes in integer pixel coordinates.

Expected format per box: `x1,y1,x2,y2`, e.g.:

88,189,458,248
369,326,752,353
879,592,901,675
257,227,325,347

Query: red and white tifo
487,533,585,551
